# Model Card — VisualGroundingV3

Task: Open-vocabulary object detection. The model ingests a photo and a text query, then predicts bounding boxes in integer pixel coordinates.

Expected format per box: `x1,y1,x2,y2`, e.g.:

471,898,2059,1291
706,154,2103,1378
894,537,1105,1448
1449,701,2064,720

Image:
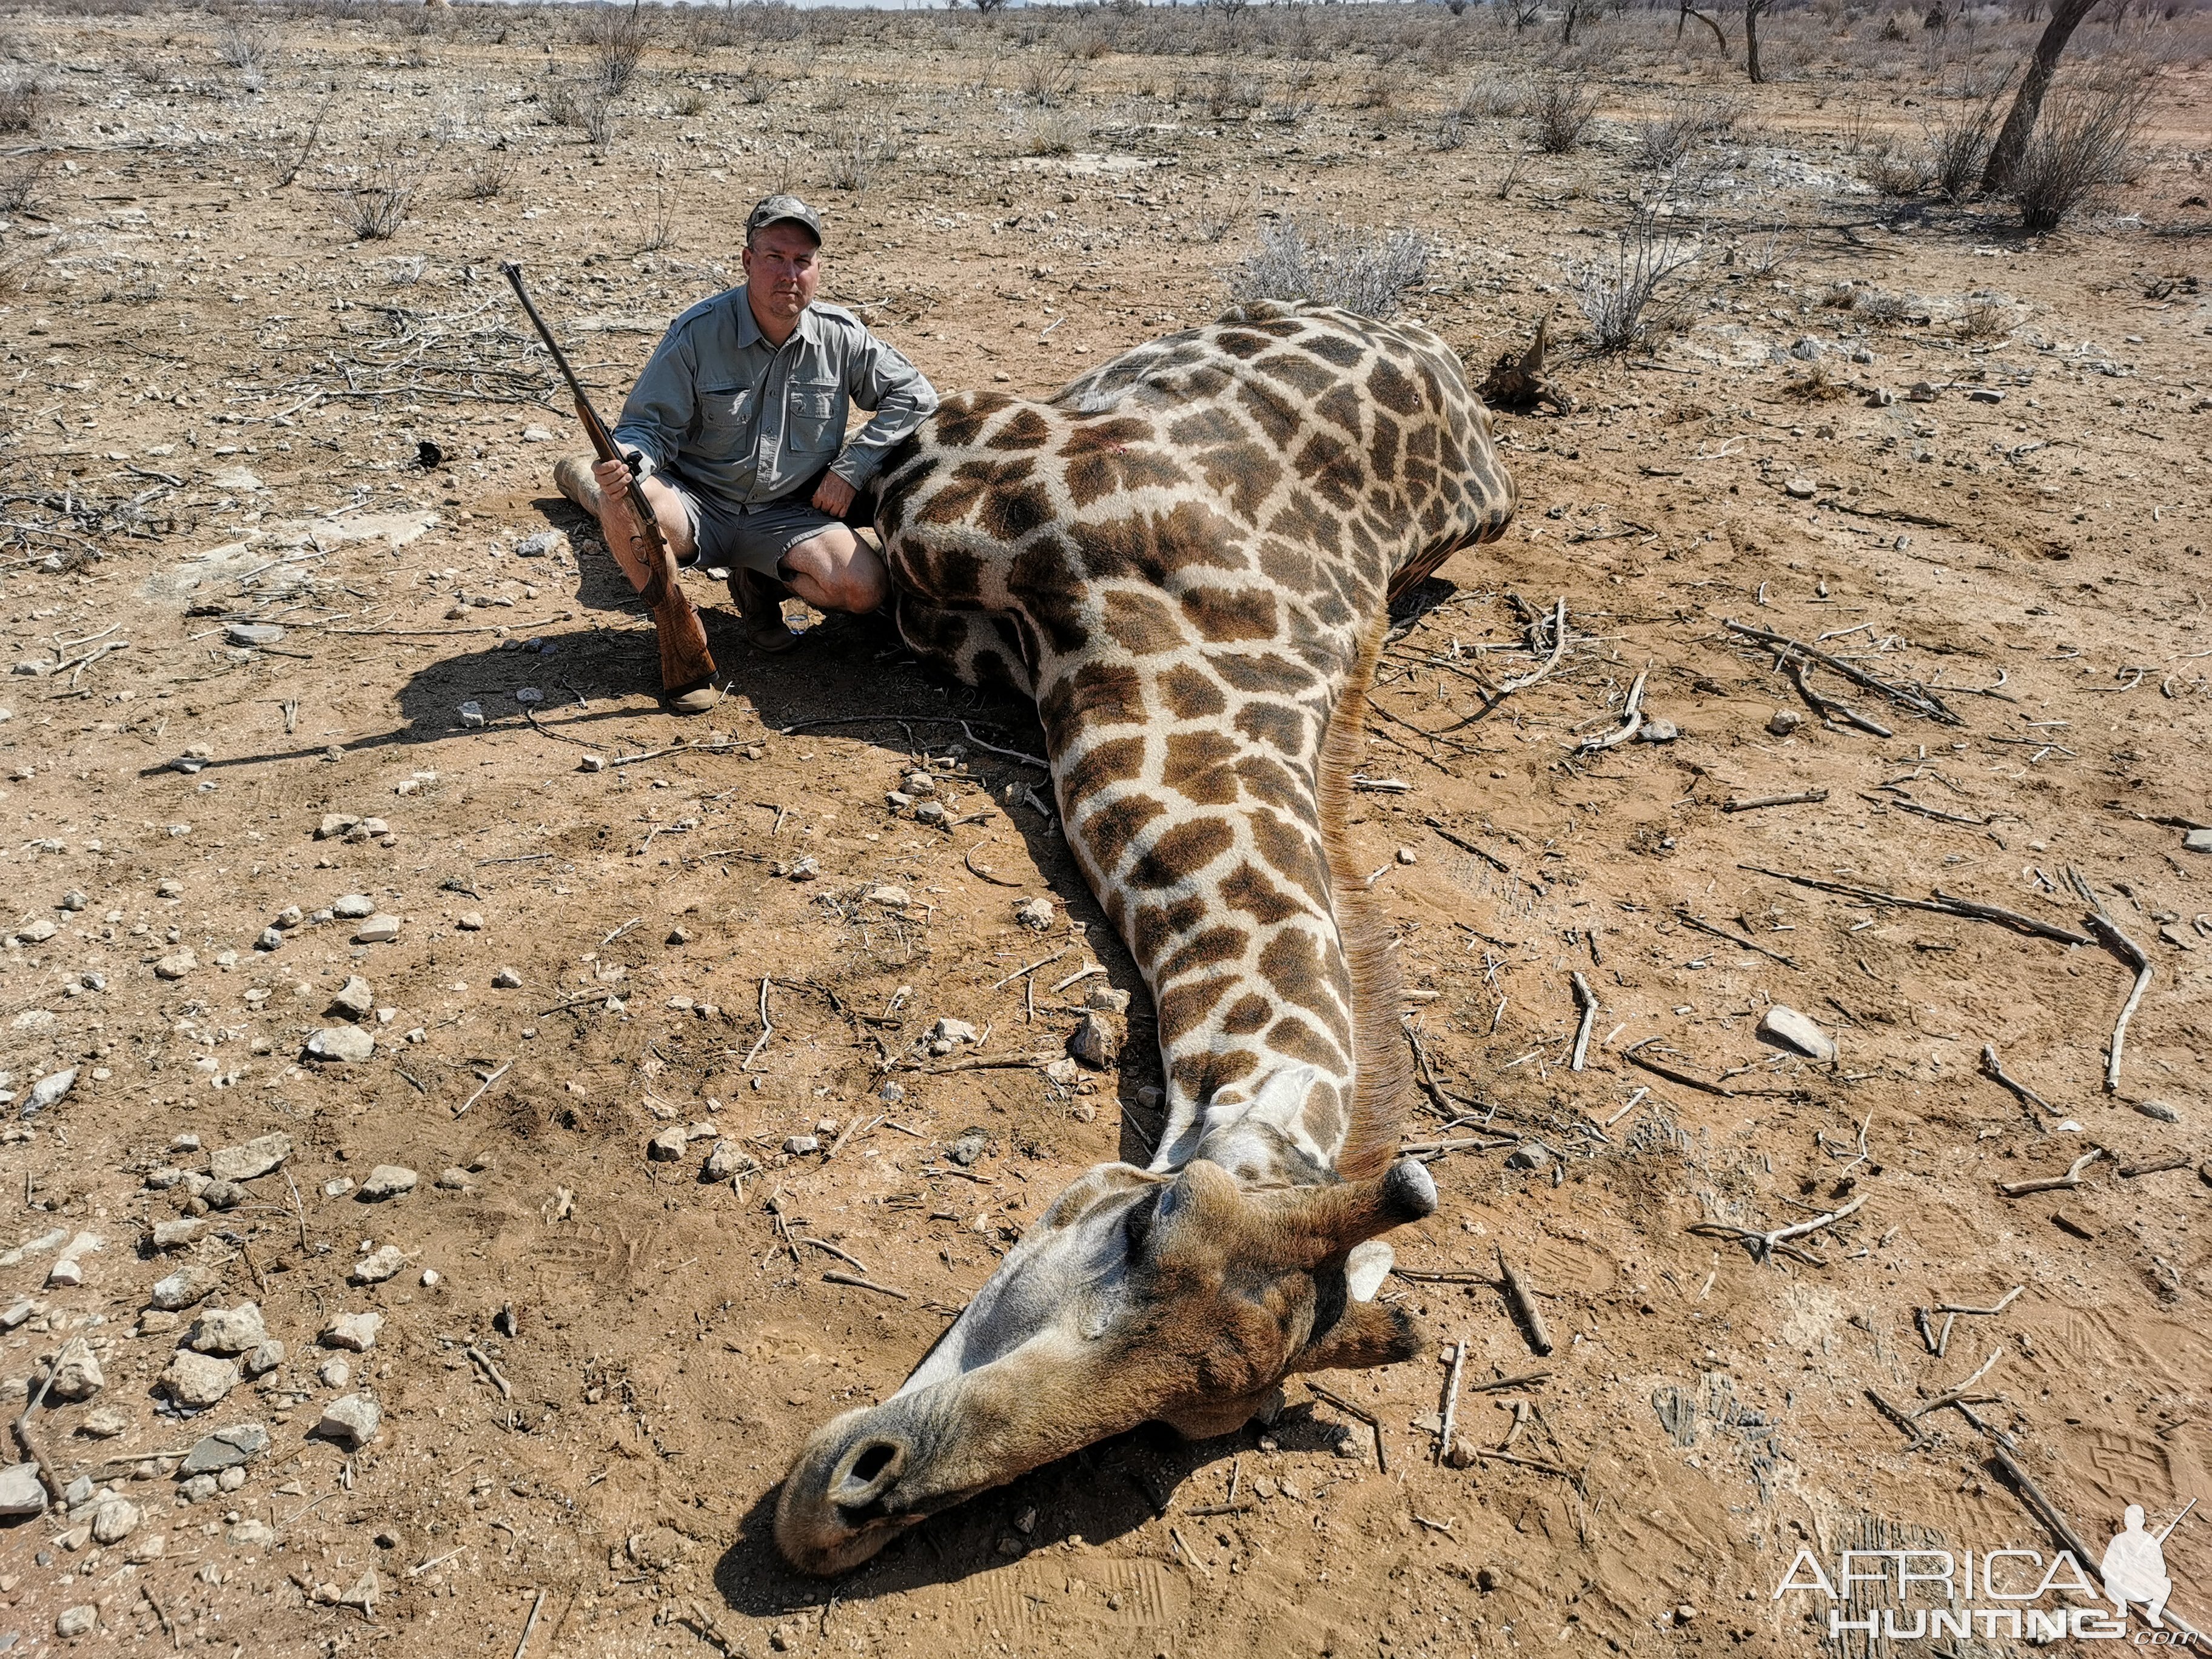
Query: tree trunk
1980,0,2100,192
1744,0,1765,82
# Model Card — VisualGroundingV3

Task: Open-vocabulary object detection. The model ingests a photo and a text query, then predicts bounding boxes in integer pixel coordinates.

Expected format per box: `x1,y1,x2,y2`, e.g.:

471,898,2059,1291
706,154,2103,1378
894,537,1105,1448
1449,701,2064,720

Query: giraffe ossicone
776,301,1517,1575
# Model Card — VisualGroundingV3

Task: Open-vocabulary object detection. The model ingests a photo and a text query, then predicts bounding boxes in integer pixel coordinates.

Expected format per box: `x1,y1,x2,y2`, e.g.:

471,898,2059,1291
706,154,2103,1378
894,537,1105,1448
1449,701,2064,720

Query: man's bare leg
780,524,889,614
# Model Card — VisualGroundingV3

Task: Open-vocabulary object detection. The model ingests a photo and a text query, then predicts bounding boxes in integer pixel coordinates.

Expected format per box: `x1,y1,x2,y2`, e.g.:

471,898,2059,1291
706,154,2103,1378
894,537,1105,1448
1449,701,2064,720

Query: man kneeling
554,195,937,712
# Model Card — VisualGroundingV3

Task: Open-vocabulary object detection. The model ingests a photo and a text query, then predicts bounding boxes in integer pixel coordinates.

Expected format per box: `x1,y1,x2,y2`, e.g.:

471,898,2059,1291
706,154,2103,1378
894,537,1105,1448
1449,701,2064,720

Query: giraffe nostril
831,1436,907,1518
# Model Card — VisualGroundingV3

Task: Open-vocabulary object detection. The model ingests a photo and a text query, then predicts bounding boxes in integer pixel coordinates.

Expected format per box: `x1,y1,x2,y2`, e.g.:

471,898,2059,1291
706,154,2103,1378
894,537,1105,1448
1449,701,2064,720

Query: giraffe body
776,302,1517,1574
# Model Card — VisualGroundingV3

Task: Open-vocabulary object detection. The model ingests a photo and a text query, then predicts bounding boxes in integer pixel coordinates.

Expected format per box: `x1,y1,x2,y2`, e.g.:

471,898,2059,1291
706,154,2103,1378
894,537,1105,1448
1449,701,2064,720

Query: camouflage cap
746,194,823,246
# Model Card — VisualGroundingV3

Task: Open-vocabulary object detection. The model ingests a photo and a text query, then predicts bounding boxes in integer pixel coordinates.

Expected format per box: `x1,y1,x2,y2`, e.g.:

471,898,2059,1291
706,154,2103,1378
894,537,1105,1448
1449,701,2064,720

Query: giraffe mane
1313,608,1406,1182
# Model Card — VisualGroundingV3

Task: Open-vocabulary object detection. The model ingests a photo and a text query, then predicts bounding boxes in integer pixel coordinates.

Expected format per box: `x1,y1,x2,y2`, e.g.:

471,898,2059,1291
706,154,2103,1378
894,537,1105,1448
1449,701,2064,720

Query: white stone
1757,1005,1838,1064
332,894,376,918
353,914,402,945
0,1461,46,1517
360,1165,417,1199
1014,897,1054,930
316,1394,380,1450
210,1132,292,1182
163,1350,240,1409
329,976,374,1018
190,1303,267,1356
154,950,198,980
24,1068,76,1114
149,1265,220,1312
90,1496,139,1544
322,1312,381,1352
56,1606,95,1638
47,1347,103,1402
306,1025,374,1064
350,1245,405,1284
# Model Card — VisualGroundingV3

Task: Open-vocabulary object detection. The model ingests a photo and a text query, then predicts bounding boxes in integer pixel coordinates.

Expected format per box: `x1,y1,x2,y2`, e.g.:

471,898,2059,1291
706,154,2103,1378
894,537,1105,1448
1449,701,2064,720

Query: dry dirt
2,4,2211,1656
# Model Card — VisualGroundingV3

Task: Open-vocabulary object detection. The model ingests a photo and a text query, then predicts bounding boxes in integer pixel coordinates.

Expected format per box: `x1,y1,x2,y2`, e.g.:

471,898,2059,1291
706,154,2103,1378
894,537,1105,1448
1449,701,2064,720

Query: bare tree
1980,0,2103,192
1561,0,1614,47
1743,0,1774,84
1678,0,1729,54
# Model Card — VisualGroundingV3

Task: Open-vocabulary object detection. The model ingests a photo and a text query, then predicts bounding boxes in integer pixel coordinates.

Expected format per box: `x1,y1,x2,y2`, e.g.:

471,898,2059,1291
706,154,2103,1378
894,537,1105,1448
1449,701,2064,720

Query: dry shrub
1205,73,1265,121
0,155,43,214
1954,293,2017,340
1863,143,1932,196
1024,110,1090,156
1566,204,1699,352
1528,78,1598,155
1021,54,1079,108
580,1,649,98
825,130,899,192
1228,220,1432,320
1923,74,2010,201
215,20,273,72
0,75,41,133
337,140,423,242
671,86,708,118
1457,69,1524,119
2011,76,2152,234
462,147,514,202
1783,361,1852,401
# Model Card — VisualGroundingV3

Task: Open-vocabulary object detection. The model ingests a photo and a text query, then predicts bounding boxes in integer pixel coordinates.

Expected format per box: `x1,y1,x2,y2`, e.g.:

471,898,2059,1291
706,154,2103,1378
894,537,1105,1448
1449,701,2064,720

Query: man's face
743,223,821,329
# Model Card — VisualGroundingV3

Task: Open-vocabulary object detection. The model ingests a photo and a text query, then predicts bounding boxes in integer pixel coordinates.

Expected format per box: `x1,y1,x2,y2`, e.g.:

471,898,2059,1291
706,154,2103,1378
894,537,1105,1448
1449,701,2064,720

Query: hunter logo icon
2103,1498,2194,1629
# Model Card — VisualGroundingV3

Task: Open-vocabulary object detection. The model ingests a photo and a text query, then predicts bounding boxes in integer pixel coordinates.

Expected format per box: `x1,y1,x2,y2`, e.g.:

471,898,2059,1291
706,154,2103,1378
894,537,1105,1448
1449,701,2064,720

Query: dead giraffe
776,300,1518,1574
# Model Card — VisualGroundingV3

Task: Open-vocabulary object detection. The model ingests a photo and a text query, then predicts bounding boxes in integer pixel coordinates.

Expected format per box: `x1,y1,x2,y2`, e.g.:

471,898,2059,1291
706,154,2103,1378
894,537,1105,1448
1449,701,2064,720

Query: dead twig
466,1346,513,1400
1722,789,1829,813
1305,1382,1389,1473
1738,866,2093,947
1997,1148,2101,1198
1567,973,1597,1072
454,1060,511,1119
1672,910,1798,969
2068,868,2151,1094
1724,617,1961,726
1690,1191,1867,1265
822,1269,909,1300
1936,1285,2023,1316
1979,1044,2057,1122
1576,666,1647,752
1495,1245,1553,1356
1436,1338,1469,1465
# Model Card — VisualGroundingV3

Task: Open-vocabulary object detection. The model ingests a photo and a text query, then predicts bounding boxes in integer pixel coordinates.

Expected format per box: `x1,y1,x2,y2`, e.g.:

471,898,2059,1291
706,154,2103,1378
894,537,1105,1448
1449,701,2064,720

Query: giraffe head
774,1119,1435,1575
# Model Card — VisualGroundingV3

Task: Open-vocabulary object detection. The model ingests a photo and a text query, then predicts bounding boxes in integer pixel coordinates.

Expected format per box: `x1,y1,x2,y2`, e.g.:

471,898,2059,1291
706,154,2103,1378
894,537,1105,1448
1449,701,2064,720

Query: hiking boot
552,453,602,517
665,677,722,716
730,568,800,654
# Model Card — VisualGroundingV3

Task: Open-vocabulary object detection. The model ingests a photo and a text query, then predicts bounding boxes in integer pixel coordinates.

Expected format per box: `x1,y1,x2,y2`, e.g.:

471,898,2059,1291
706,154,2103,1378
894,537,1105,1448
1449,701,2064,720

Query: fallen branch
1466,1370,1552,1395
1568,973,1597,1072
1979,1045,2057,1122
1722,788,1829,813
1792,657,1894,737
1915,1347,2002,1415
1435,1338,1468,1465
1495,1245,1553,1356
1621,1041,1734,1098
1493,596,1568,695
1738,865,2093,947
2068,869,2152,1094
1673,910,1798,969
1997,1148,2101,1198
1724,617,1962,726
1577,667,1647,752
822,1270,909,1301
1691,1192,1867,1265
1305,1381,1389,1473
1936,1285,2023,1317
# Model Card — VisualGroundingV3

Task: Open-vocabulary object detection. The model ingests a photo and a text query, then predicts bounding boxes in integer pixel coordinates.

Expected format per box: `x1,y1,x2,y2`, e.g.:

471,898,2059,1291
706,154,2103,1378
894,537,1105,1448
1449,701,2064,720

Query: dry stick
1979,1045,2057,1121
1865,1388,1928,1446
823,1114,882,1161
742,977,773,1071
1722,788,1830,813
989,948,1067,992
1422,815,1512,874
1473,1450,1581,1484
1567,973,1597,1073
1738,865,2094,948
2071,874,2152,1094
1577,666,1648,752
1789,657,1894,738
1305,1382,1389,1474
2120,1154,2193,1179
1723,617,1961,725
1673,910,1798,969
1436,1338,1469,1465
1621,1042,1734,1098
1493,596,1569,695
1937,1285,2025,1316
1997,1148,2102,1198
964,844,1024,888
466,1346,514,1401
1691,1191,1868,1265
800,1237,870,1276
513,1589,548,1659
822,1269,909,1301
1916,1347,2003,1415
1495,1246,1553,1357
454,1060,511,1119
1398,1136,1516,1159
143,1581,180,1651
1467,1370,1552,1395
14,1338,76,1502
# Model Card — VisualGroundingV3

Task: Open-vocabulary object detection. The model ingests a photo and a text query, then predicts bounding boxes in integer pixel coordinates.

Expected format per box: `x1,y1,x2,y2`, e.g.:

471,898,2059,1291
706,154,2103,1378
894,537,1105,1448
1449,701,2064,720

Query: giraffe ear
1290,1298,1424,1376
1293,1158,1436,1261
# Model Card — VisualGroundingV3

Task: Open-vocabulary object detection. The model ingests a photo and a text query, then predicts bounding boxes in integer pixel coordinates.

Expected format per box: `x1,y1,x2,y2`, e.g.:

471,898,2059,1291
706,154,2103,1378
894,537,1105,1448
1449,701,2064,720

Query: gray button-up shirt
611,287,936,510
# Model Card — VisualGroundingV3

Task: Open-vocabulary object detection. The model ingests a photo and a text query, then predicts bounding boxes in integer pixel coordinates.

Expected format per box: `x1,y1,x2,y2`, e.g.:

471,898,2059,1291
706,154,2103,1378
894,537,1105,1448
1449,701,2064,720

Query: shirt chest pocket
695,387,757,459
785,381,840,453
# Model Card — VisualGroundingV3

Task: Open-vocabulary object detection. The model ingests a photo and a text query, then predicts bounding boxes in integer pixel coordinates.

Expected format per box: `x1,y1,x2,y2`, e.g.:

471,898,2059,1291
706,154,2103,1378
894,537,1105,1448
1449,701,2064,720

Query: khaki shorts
660,466,875,580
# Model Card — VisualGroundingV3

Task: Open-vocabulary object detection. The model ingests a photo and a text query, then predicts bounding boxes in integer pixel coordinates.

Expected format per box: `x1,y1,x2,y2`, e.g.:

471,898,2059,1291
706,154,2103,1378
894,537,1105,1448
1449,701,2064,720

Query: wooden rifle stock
501,261,716,695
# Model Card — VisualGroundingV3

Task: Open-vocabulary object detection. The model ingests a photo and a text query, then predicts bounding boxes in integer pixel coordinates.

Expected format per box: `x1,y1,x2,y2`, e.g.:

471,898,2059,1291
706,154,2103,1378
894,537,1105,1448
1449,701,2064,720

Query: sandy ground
1,2,2211,1655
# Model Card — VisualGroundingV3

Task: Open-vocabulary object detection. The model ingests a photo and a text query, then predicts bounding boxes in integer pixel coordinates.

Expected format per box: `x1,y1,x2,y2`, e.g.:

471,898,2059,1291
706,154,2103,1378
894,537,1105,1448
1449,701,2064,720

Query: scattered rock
332,893,376,918
514,529,568,559
151,1218,206,1251
1966,386,2005,404
1446,1436,1479,1469
322,1312,382,1352
2184,828,2212,854
190,1303,267,1356
154,950,198,980
913,801,947,825
56,1606,96,1639
230,1518,276,1547
306,1025,375,1064
703,1139,748,1180
329,976,374,1019
1506,1142,1553,1173
78,1409,127,1439
90,1497,140,1544
315,815,360,840
320,1358,352,1390
1014,897,1054,930
2134,1099,2180,1125
353,914,402,945
931,1016,977,1045
491,965,523,988
149,1265,221,1312
1085,985,1132,1014
179,1423,270,1476
861,884,910,908
23,1068,76,1116
47,1347,104,1402
1757,1004,1838,1064
244,1340,284,1377
435,1167,472,1190
225,622,284,648
179,1473,218,1503
1766,708,1803,737
256,927,284,951
782,1134,820,1156
647,1128,687,1162
945,1128,989,1167
457,700,486,729
1068,1012,1119,1070
358,1165,417,1201
0,1462,47,1518
210,1133,292,1182
163,1351,241,1410
315,1395,381,1450
1636,717,1679,743
1784,477,1817,500
350,1245,405,1285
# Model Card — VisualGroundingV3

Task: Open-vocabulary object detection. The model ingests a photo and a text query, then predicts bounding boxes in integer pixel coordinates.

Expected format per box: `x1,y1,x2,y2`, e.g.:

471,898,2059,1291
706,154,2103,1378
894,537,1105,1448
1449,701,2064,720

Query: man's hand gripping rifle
501,261,716,695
